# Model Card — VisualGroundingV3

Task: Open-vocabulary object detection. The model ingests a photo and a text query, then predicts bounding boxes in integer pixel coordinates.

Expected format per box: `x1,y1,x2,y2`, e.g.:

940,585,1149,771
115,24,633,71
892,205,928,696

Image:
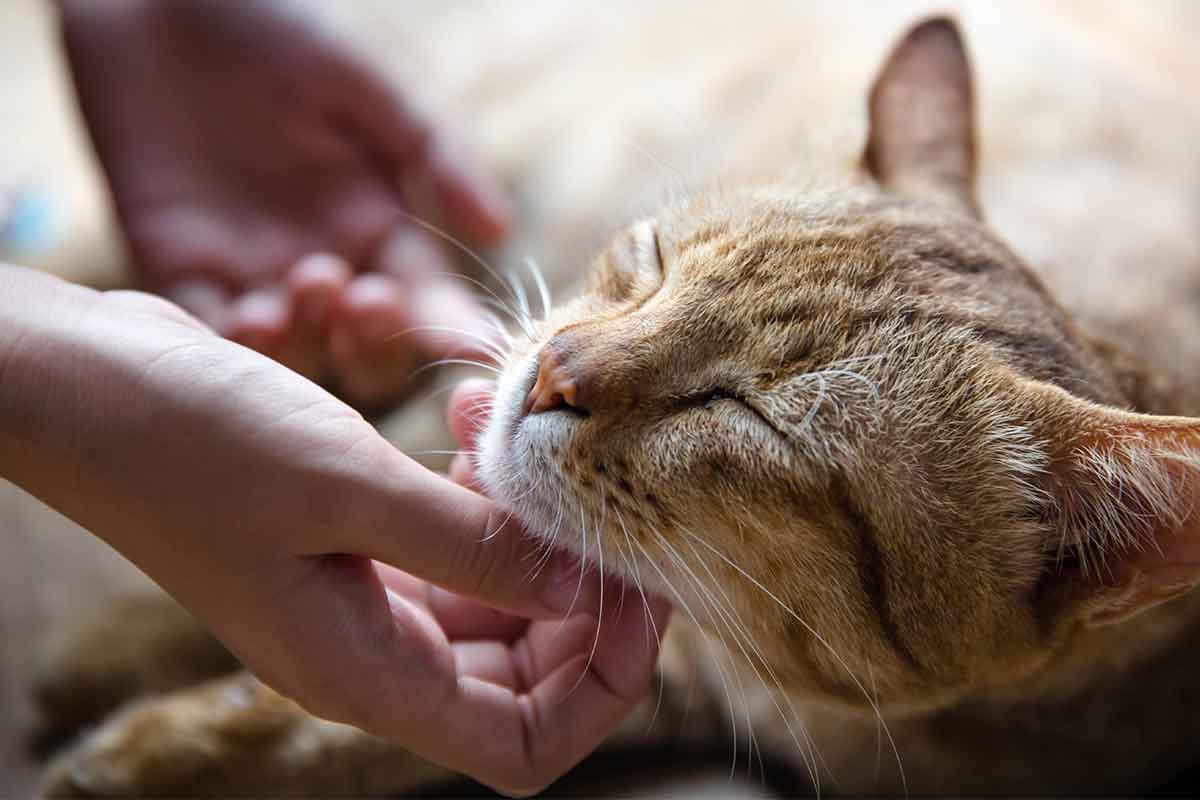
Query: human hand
59,0,509,406
0,268,668,795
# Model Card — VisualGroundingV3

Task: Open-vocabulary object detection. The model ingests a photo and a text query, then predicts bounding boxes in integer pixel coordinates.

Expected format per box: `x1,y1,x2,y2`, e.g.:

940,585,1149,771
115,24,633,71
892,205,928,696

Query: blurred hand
60,0,509,406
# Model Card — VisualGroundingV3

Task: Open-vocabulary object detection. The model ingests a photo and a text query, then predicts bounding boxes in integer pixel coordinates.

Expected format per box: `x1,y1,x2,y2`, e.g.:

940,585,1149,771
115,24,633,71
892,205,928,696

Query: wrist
0,265,101,488
0,265,101,476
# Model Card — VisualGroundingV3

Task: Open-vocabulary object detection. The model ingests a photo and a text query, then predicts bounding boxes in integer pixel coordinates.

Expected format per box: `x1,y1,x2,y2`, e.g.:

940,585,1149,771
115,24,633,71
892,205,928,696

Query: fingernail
542,552,602,616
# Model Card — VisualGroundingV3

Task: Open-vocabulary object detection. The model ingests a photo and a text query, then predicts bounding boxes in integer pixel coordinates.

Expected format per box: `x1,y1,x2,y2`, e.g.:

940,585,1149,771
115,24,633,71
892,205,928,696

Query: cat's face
476,18,1200,712
478,183,1063,708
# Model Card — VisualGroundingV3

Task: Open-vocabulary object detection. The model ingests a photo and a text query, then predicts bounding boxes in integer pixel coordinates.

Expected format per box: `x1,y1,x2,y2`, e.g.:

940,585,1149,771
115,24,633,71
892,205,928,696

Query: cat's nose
525,343,586,415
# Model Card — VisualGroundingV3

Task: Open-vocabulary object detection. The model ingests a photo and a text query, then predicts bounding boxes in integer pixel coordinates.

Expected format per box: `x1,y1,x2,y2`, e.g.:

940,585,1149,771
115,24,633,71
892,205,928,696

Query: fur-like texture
34,4,1200,796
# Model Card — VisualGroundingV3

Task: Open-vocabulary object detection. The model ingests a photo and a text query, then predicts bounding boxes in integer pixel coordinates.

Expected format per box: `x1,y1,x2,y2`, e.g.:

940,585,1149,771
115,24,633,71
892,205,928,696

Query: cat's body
35,3,1200,796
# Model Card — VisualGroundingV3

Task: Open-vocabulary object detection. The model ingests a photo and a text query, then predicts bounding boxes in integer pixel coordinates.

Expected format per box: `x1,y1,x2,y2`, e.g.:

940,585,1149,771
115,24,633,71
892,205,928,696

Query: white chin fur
475,347,679,598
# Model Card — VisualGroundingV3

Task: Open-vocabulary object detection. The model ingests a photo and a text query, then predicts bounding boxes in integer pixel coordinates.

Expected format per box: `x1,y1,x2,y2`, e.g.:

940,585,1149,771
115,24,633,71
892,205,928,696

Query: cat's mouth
477,348,646,581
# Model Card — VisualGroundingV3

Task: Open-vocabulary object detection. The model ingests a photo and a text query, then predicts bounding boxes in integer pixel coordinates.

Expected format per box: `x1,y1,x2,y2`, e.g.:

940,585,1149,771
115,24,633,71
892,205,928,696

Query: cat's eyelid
696,387,790,442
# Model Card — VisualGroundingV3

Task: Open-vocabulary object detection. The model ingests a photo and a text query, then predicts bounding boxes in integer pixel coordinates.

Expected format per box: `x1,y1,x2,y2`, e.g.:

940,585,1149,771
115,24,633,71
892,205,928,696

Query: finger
375,227,499,361
227,288,288,355
447,378,495,451
329,274,415,405
453,641,517,688
374,561,530,641
274,254,352,379
289,253,351,329
340,274,409,343
303,445,601,620
162,278,231,333
515,613,605,685
334,58,429,169
427,585,529,642
429,592,672,795
448,454,480,491
217,556,447,728
419,128,511,245
447,379,495,492
335,63,510,245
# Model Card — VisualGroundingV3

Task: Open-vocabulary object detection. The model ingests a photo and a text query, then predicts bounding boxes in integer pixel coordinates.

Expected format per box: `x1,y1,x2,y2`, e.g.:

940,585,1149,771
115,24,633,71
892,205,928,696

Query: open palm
61,0,509,405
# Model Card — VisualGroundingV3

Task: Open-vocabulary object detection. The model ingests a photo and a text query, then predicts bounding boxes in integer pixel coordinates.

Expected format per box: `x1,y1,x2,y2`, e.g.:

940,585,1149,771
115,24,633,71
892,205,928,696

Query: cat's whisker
406,359,502,383
383,324,509,363
618,516,743,778
612,509,660,652
484,311,518,351
800,373,829,432
524,484,567,584
814,368,881,403
678,527,908,796
423,270,527,331
390,209,529,317
524,256,553,323
391,379,492,426
673,527,829,792
868,662,884,786
561,505,607,699
505,266,533,329
614,522,669,734
479,504,522,544
481,296,534,338
553,504,593,635
657,528,830,790
616,131,689,190
651,532,763,781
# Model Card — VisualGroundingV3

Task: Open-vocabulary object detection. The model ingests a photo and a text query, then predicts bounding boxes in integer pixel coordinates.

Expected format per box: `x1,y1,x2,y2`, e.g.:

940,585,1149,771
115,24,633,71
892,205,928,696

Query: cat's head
475,18,1200,711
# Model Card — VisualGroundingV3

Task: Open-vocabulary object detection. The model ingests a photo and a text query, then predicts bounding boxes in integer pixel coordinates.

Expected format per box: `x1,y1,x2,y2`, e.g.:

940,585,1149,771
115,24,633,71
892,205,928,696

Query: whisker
613,521,668,734
383,324,509,362
568,507,606,695
424,270,526,328
672,528,827,790
678,527,906,795
525,256,553,322
506,266,533,326
390,209,537,338
405,359,502,383
653,532,761,779
619,516,743,777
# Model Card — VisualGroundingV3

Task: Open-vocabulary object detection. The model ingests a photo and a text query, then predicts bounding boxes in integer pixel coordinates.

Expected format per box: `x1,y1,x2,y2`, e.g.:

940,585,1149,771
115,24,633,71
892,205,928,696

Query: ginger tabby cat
33,4,1200,796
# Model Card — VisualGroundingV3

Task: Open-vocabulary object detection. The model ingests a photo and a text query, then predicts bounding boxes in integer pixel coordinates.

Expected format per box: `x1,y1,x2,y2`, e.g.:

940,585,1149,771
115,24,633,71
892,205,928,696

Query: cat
33,4,1200,796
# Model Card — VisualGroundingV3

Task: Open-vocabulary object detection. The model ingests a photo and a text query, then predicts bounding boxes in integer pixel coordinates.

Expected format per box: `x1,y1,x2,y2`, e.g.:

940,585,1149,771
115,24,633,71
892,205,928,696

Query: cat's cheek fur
475,349,538,506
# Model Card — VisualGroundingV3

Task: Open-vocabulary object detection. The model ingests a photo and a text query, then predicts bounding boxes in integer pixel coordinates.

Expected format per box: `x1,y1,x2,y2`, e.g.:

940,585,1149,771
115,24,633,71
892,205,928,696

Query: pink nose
525,344,582,414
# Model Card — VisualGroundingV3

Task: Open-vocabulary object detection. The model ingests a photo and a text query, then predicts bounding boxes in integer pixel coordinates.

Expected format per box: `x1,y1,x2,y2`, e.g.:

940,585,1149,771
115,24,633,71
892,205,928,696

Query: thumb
301,442,597,620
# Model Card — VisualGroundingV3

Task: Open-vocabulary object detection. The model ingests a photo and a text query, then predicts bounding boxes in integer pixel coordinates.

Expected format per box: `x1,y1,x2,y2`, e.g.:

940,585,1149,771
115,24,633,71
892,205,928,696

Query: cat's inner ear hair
590,218,662,301
1034,383,1200,629
861,17,980,219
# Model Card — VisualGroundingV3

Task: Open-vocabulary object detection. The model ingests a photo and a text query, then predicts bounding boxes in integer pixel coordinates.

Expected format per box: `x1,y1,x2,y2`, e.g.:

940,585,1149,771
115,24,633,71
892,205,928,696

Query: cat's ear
1035,385,1200,627
862,17,980,218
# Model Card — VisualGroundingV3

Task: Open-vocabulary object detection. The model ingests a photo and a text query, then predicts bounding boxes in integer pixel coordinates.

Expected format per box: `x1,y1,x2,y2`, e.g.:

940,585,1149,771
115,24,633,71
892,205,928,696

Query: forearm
0,265,222,566
0,264,101,500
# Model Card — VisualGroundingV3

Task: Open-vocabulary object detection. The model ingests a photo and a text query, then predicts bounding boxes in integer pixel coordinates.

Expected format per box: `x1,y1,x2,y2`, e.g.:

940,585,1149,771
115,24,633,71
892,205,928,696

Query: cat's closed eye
690,387,786,439
703,388,734,409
